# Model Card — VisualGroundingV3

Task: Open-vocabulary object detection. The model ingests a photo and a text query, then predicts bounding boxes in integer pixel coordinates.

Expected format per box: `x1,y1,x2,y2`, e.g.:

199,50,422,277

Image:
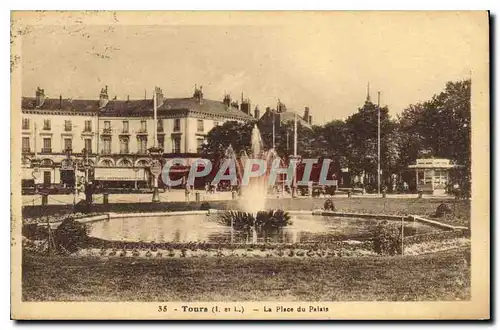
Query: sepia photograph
10,10,490,320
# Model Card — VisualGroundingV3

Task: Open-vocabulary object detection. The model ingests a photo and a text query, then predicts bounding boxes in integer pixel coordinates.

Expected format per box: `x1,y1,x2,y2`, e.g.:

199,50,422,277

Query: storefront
94,167,148,189
408,158,461,195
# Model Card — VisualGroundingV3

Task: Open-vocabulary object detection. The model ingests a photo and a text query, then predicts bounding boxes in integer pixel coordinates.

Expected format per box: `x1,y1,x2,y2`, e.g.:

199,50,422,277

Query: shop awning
94,167,147,181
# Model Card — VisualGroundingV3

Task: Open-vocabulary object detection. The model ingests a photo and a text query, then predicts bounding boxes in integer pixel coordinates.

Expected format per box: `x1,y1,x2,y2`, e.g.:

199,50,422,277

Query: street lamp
148,146,163,203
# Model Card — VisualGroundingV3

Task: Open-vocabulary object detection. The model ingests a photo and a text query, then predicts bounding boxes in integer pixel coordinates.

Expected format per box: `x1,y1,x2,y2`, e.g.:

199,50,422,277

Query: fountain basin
86,211,442,245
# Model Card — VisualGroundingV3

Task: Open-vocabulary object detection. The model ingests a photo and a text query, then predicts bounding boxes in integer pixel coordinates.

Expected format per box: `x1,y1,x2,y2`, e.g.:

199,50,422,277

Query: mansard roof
21,97,99,114
23,96,255,121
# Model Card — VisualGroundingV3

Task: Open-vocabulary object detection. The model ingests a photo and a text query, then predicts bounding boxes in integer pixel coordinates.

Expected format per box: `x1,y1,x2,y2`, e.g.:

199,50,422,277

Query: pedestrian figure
185,183,191,201
403,181,409,193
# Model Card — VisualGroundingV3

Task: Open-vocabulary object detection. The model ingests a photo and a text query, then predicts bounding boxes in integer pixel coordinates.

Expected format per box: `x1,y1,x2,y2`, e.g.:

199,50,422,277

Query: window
424,171,433,185
102,137,111,154
64,138,72,152
157,119,164,132
64,120,72,132
43,119,51,130
196,139,204,153
22,137,30,152
22,118,29,130
101,159,113,167
417,171,425,185
173,137,181,153
84,120,92,132
137,136,147,154
174,118,181,132
120,137,130,154
103,121,111,134
140,120,147,132
84,138,92,154
42,138,51,153
122,121,129,133
197,119,204,132
118,159,133,167
158,136,164,149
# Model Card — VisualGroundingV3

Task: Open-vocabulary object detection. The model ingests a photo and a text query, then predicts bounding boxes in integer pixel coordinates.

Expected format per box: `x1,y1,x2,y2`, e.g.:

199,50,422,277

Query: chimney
254,106,260,119
59,95,62,109
303,107,310,123
35,87,45,107
127,95,130,102
309,115,312,124
240,98,251,115
155,87,164,105
231,100,239,109
223,94,231,108
99,85,109,108
193,84,203,104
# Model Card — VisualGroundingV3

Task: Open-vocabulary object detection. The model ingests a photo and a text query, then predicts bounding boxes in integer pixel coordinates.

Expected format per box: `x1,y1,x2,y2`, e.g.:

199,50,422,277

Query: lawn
22,247,470,302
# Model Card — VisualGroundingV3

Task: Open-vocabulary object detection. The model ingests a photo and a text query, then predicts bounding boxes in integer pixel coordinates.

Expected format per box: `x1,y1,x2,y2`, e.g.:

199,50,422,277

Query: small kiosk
408,158,461,195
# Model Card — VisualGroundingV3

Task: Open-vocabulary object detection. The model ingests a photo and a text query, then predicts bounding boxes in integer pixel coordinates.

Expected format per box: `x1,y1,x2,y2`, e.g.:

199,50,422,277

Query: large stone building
21,87,99,187
258,100,313,130
21,85,256,188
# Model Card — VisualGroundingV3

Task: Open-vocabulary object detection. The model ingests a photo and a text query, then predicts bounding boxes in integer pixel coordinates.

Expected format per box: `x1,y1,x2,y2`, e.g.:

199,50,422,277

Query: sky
20,12,486,124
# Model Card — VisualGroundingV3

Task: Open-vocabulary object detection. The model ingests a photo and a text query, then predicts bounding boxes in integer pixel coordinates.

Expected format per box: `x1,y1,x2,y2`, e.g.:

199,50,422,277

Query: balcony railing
22,148,31,153
102,128,112,134
43,126,51,131
137,129,148,135
101,149,112,155
120,149,130,154
41,148,52,153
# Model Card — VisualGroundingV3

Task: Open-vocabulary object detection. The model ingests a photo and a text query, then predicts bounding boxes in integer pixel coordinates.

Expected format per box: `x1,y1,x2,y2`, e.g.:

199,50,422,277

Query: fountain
238,125,282,214
218,125,293,243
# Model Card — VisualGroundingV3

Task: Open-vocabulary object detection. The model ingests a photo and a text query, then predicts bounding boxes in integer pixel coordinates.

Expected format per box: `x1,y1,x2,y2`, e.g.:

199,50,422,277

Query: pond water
87,213,440,244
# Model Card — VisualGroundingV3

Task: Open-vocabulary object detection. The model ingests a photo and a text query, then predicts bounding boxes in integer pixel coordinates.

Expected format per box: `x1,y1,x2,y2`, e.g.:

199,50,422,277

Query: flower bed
404,229,469,246
84,237,375,252
72,246,377,259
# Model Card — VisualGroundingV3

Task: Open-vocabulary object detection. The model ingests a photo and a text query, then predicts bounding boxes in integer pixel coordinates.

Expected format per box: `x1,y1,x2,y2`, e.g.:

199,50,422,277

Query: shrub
200,202,211,211
22,223,48,240
75,200,92,214
373,221,402,255
323,199,335,211
255,209,292,231
435,203,453,217
53,217,89,253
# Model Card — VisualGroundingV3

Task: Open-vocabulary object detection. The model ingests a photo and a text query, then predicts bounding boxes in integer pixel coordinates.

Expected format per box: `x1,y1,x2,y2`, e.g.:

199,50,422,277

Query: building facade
21,87,99,187
21,85,257,189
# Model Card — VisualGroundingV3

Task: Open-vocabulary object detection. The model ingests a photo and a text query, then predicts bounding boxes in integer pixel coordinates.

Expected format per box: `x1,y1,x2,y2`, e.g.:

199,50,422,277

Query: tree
397,79,471,195
344,100,398,187
201,121,254,159
257,120,317,159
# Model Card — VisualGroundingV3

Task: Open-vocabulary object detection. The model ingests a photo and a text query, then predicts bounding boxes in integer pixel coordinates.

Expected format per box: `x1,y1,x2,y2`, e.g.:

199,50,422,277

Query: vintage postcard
10,11,490,320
